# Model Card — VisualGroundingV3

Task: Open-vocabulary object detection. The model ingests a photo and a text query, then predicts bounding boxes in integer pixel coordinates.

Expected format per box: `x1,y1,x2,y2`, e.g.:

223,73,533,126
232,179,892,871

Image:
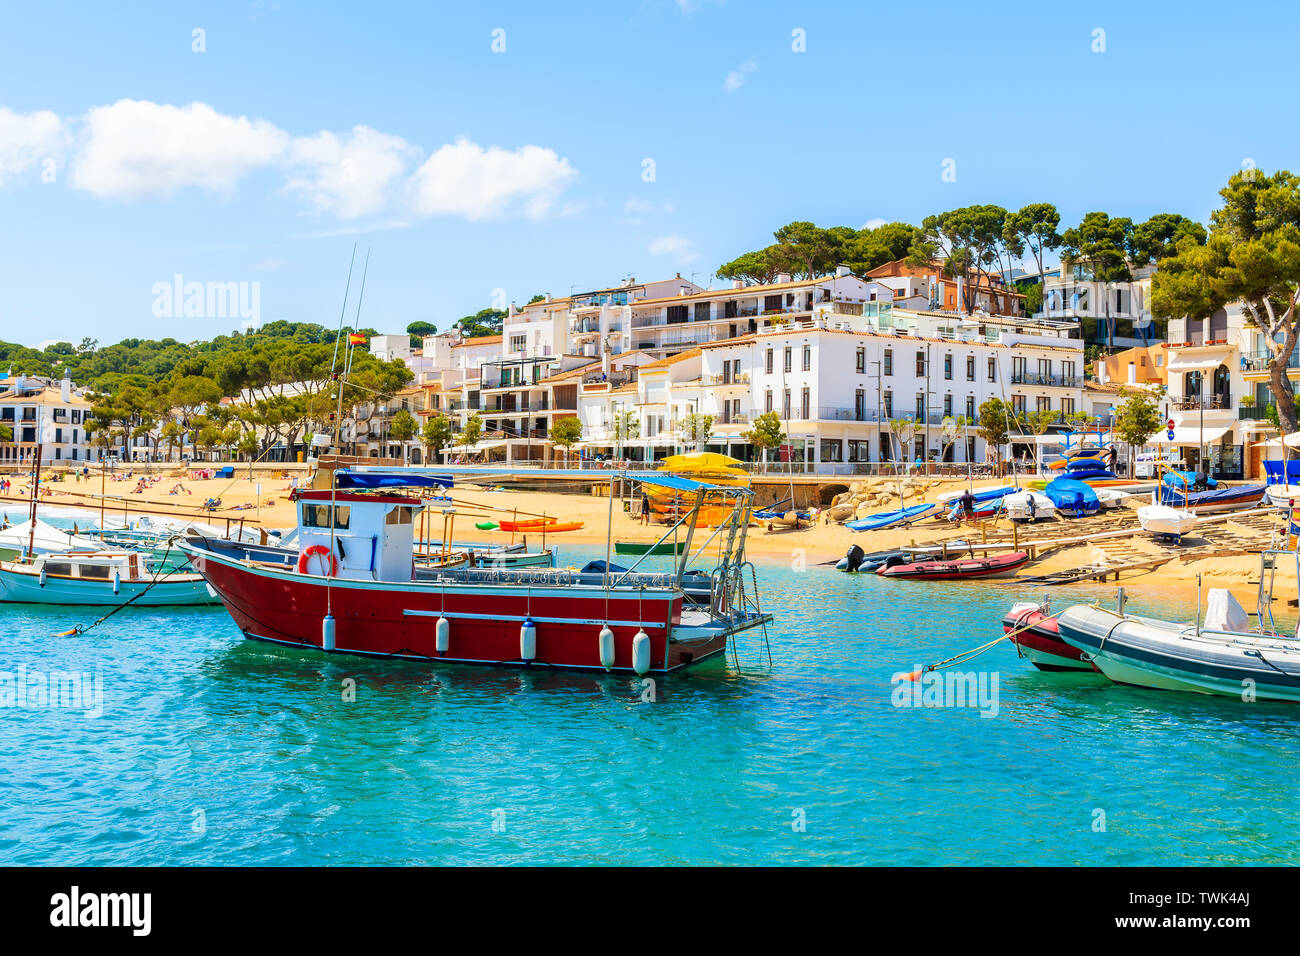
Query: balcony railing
713,413,750,426
1241,349,1300,373
1170,395,1231,411
1010,372,1083,388
702,373,750,386
1239,403,1275,421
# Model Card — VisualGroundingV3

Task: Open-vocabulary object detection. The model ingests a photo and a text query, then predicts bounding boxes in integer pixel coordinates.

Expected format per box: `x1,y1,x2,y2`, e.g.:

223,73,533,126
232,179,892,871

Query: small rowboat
1002,602,1094,672
497,519,585,533
615,540,687,556
876,550,1030,580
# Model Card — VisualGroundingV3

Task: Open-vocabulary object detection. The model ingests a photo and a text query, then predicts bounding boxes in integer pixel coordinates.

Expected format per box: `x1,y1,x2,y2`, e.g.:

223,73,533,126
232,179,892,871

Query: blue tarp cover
629,472,741,493
335,470,454,490
1044,477,1100,515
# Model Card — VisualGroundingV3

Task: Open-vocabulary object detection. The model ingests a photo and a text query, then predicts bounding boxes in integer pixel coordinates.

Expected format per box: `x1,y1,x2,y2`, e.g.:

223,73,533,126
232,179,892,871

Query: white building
0,371,98,465
572,306,1085,470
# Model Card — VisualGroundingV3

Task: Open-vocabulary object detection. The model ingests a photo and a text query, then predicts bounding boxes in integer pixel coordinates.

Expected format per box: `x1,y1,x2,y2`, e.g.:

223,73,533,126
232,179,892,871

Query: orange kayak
498,519,585,533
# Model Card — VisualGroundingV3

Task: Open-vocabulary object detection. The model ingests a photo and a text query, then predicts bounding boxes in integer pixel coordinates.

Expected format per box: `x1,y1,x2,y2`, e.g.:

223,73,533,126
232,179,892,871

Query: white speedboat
1002,490,1056,522
1056,578,1300,701
1137,504,1198,538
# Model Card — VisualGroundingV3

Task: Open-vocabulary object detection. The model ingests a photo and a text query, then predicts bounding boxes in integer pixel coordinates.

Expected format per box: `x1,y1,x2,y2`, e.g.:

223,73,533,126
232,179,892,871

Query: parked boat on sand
876,550,1030,580
1002,491,1056,522
845,502,935,531
1138,504,1198,540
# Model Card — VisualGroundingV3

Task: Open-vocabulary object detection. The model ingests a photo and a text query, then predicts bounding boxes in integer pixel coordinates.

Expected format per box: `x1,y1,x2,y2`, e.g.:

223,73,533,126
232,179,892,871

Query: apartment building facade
0,372,97,465
572,308,1085,470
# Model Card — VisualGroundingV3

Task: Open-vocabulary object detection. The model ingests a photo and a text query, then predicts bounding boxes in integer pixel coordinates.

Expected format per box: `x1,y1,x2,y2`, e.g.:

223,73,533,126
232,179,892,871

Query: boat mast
27,442,41,560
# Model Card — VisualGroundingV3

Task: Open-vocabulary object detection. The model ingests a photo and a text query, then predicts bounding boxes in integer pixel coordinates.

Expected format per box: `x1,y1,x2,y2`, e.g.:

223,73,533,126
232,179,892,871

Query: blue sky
0,0,1294,346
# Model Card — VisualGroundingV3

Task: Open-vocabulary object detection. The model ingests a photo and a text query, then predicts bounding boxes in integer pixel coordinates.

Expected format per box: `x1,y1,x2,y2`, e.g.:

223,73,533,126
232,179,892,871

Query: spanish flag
348,332,366,345
1289,504,1300,551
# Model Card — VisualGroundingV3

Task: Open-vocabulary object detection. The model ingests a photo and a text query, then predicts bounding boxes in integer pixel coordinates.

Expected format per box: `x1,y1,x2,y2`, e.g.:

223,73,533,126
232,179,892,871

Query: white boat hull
1058,603,1300,702
1002,491,1056,522
1137,504,1198,536
1265,485,1300,506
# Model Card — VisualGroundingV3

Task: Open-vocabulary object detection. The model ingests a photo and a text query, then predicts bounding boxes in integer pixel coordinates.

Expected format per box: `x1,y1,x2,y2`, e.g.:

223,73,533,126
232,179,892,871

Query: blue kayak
846,502,936,531
1044,477,1100,516
1065,457,1107,472
1063,467,1118,481
943,485,1016,504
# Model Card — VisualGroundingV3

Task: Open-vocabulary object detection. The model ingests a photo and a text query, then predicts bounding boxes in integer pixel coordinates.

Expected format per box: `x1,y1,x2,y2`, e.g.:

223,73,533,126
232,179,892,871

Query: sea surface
2,534,1299,866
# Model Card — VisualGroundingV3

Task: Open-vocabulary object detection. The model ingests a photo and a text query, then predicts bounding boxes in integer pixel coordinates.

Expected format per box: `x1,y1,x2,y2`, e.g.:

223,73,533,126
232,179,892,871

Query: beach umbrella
1252,432,1300,449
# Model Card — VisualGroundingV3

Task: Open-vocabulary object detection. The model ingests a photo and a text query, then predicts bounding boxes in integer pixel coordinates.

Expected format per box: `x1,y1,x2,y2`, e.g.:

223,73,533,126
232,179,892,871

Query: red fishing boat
876,550,1030,580
179,468,771,675
1002,601,1095,672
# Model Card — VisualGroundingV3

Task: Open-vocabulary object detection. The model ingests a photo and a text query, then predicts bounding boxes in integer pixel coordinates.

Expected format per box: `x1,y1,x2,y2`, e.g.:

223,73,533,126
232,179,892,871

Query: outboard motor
844,544,866,573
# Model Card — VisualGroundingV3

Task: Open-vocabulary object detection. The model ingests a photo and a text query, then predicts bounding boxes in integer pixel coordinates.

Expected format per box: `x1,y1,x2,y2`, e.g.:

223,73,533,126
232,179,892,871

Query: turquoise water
2,545,1299,866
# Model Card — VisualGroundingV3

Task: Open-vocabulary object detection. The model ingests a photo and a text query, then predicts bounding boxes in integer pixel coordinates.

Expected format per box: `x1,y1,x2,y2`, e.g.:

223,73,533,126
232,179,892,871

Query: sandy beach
0,466,1282,607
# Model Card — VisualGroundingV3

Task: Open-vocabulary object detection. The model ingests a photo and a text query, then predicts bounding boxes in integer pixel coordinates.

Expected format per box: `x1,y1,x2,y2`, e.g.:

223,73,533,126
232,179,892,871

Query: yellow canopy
662,452,744,471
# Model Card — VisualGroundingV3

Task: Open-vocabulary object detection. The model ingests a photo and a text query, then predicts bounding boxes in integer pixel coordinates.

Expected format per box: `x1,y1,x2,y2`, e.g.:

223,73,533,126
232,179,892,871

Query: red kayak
1001,602,1096,672
876,550,1030,580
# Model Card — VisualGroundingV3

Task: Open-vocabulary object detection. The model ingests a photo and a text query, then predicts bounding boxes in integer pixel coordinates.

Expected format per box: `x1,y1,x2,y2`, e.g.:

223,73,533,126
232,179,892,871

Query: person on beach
959,488,975,520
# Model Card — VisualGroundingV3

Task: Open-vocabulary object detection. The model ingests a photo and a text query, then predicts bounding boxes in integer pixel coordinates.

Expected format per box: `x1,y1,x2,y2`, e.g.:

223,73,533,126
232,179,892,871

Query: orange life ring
298,545,339,577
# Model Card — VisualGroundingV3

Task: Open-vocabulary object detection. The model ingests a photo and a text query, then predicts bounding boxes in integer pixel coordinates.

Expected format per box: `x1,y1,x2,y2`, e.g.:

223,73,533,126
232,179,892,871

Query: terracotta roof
537,360,599,385
0,386,91,407
1011,342,1085,352
451,335,503,349
637,347,702,371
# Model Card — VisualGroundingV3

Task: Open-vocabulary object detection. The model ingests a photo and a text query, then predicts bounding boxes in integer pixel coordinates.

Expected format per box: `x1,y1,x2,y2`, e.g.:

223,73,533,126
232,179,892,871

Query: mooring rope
54,535,190,636
900,607,1061,680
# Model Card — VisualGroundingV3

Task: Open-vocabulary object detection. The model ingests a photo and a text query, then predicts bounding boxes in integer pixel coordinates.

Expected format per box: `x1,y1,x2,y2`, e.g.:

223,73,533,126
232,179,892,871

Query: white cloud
649,235,699,264
409,138,577,221
724,59,757,92
0,107,65,185
285,125,417,218
862,217,888,230
71,99,288,199
9,98,580,223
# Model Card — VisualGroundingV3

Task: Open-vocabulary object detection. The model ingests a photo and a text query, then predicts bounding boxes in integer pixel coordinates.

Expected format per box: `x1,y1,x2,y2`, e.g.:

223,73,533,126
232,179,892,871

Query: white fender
436,615,450,653
520,617,536,662
322,614,336,652
598,625,615,671
112,570,120,595
632,628,651,676
39,567,47,588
